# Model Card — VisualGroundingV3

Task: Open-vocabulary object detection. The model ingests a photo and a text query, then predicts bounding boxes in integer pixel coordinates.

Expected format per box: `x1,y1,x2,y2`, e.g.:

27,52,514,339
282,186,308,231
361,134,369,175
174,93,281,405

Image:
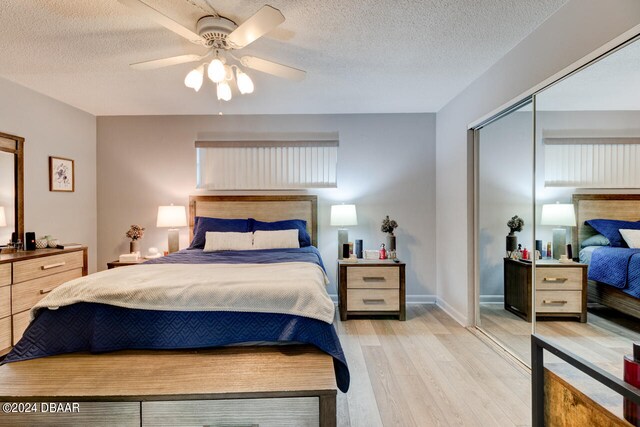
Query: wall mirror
0,132,24,247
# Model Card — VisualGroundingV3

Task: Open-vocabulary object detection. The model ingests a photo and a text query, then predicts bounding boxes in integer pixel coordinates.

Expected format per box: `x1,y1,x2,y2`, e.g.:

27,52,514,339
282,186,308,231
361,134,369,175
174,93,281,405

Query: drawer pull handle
543,277,567,283
363,276,386,282
363,298,386,305
42,262,66,270
542,300,568,304
39,289,52,295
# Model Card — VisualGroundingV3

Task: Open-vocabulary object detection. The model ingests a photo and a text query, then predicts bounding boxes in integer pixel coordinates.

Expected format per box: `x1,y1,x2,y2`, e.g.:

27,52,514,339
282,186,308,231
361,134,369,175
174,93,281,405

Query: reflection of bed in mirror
573,194,640,320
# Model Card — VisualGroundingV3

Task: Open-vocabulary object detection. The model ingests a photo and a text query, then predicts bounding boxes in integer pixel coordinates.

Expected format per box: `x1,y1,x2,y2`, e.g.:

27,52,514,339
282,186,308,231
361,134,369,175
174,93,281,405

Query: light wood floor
335,305,531,427
480,303,640,417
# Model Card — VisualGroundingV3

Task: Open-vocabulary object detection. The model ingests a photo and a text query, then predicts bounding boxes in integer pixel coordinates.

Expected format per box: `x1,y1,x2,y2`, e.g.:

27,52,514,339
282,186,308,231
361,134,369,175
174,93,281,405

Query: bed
0,195,346,426
573,193,640,320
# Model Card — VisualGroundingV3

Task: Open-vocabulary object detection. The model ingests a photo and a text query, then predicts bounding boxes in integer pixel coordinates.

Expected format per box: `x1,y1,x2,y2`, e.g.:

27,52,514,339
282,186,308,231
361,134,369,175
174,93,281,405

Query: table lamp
330,204,357,259
157,205,187,253
540,202,576,260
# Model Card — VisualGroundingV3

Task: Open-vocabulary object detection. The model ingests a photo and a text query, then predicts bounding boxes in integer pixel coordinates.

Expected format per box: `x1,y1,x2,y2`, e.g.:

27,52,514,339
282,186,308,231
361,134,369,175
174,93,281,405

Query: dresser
0,247,88,354
503,258,587,322
338,259,406,321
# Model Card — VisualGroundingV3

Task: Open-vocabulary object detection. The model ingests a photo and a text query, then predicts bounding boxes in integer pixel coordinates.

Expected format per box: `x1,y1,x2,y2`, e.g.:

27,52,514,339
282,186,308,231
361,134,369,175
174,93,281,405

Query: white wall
97,114,436,299
435,0,640,324
0,78,97,272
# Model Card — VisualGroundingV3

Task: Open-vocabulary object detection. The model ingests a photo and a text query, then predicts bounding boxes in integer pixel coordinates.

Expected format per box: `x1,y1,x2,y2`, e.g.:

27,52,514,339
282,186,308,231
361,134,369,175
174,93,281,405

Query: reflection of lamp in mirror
157,205,187,254
540,202,576,260
330,204,358,259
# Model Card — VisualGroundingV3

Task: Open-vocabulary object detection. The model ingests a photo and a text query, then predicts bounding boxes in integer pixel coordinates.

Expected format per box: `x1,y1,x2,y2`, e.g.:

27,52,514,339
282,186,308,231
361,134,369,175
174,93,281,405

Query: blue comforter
3,247,349,392
588,247,640,299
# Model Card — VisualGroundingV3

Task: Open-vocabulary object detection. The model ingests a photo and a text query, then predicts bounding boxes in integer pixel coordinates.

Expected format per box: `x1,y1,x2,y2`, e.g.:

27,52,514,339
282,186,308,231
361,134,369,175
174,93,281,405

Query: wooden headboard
572,194,640,249
189,195,318,247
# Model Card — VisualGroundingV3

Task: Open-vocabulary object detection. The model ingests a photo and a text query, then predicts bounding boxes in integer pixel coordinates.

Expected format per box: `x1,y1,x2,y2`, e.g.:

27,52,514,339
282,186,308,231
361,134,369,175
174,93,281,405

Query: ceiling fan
118,0,306,101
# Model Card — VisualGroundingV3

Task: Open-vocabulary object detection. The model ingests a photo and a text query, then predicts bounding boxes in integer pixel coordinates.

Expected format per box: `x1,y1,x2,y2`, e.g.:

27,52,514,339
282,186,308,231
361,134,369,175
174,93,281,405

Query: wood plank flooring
480,303,640,418
335,305,531,426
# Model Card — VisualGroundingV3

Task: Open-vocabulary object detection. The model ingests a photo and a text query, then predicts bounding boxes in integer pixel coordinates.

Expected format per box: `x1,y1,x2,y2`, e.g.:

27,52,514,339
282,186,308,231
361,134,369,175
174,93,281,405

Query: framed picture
49,156,74,192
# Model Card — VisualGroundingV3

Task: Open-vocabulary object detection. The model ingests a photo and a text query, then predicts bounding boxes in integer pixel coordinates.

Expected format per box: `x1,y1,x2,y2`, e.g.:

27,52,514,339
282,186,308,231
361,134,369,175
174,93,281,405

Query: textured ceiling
0,0,567,115
537,38,640,111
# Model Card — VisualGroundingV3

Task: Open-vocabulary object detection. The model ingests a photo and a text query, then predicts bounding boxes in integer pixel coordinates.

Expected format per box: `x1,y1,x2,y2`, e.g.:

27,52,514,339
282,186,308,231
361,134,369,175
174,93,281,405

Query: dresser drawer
0,264,10,286
536,290,582,313
0,316,10,350
347,288,399,311
142,397,318,426
0,285,10,319
12,310,30,345
347,266,399,289
12,268,83,314
536,267,583,290
0,402,139,427
13,251,83,284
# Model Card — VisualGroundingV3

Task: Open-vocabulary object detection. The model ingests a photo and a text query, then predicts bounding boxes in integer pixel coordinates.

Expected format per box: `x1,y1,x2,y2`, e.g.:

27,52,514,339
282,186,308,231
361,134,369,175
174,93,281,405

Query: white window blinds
544,137,640,188
196,132,339,190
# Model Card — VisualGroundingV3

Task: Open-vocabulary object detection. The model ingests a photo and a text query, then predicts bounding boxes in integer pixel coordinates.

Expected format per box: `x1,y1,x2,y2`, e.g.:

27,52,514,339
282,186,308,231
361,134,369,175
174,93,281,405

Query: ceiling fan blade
241,56,306,81
118,0,202,44
130,54,205,70
227,5,285,48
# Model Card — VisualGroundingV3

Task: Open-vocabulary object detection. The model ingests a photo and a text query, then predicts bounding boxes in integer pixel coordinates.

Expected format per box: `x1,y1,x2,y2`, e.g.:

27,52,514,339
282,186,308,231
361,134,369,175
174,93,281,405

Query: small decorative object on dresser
381,215,398,255
126,224,145,254
48,156,74,192
35,238,48,249
506,215,524,258
338,259,406,321
46,237,59,248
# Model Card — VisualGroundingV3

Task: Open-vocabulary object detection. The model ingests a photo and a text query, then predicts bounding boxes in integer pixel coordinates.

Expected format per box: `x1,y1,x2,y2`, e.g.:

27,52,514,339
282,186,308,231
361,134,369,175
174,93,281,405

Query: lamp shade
0,206,6,227
156,205,187,228
540,203,576,227
330,204,358,227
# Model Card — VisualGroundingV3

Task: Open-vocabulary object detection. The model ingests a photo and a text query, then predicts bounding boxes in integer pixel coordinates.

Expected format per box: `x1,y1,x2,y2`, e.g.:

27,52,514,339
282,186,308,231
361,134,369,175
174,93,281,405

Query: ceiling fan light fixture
207,57,226,83
236,69,254,94
184,65,204,91
217,81,232,101
224,65,234,81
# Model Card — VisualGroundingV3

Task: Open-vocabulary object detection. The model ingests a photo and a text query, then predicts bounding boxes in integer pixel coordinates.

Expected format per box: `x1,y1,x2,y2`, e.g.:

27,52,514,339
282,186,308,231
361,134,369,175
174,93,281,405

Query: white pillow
203,231,253,252
620,229,640,248
252,229,300,250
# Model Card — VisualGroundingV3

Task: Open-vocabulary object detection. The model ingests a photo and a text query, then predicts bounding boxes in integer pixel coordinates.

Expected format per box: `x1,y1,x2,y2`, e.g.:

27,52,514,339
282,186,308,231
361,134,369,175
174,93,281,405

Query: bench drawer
347,266,399,289
13,251,84,284
142,397,319,427
0,402,139,427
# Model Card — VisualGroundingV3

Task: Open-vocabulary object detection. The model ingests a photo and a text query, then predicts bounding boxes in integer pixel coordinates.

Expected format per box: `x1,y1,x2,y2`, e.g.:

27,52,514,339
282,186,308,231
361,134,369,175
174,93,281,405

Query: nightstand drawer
12,268,83,314
347,267,399,289
13,251,84,284
347,289,399,311
536,290,582,313
536,267,583,290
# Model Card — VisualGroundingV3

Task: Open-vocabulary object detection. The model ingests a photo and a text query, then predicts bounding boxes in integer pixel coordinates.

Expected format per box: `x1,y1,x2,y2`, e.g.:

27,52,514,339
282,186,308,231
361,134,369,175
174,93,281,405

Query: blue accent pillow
584,219,640,248
580,234,610,248
251,219,311,247
189,217,251,249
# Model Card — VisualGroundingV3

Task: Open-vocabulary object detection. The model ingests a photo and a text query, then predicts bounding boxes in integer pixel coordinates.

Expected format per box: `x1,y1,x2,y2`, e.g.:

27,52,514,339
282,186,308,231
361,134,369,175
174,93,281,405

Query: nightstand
504,258,587,322
338,259,406,321
107,259,146,269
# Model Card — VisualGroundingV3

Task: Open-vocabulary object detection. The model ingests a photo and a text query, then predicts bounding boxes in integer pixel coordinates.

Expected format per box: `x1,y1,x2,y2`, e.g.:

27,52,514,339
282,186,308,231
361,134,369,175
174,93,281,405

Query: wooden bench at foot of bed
0,345,337,427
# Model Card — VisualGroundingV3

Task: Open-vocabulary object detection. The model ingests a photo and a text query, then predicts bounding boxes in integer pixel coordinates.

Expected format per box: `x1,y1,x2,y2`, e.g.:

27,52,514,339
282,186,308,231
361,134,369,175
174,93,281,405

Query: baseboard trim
436,298,468,326
480,295,504,304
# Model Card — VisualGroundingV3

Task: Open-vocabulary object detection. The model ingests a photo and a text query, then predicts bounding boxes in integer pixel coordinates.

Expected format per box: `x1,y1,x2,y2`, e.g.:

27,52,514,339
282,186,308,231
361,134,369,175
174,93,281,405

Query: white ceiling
0,0,567,116
536,38,640,111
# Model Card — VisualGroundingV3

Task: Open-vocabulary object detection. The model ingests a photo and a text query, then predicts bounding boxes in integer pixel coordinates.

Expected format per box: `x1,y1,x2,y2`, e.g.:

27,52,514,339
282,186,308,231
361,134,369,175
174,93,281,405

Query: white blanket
32,262,335,324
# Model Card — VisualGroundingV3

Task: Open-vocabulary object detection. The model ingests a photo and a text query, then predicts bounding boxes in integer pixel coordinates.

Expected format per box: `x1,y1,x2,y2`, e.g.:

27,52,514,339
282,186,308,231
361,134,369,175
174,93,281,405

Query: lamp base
552,228,566,260
338,229,348,260
168,228,180,254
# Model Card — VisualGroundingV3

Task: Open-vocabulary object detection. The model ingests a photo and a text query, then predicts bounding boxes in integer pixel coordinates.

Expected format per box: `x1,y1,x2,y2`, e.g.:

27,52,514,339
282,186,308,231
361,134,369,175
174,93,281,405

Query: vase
506,233,517,256
130,240,140,254
386,234,396,252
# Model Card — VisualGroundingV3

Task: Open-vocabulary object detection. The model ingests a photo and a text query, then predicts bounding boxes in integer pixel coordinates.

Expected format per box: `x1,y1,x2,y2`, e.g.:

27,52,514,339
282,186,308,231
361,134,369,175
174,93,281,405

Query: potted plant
381,215,398,252
126,224,145,254
506,215,524,257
